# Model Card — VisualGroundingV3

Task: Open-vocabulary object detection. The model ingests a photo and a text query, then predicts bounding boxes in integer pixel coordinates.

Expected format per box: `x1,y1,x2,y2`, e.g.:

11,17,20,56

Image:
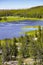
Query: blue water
0,20,43,39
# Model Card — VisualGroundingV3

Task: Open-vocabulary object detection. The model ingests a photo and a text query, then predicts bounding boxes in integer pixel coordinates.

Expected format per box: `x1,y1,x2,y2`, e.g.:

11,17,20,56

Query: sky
0,0,43,9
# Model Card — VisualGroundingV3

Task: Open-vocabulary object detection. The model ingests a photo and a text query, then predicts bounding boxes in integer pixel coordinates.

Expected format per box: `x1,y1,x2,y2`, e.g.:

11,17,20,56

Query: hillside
0,6,43,18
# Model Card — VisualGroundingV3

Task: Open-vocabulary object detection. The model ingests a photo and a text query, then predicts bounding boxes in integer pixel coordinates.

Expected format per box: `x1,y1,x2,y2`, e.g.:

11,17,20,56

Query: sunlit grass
0,16,43,22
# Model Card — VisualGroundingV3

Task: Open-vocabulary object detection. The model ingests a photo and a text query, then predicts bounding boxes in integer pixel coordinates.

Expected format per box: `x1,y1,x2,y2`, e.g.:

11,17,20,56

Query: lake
0,20,43,39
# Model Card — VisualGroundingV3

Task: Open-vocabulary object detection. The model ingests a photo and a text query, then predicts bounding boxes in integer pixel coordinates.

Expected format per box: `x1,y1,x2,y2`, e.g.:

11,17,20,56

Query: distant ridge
0,6,43,18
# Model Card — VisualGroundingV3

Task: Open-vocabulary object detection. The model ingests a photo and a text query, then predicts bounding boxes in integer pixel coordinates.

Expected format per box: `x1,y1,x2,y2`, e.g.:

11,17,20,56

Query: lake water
0,20,43,39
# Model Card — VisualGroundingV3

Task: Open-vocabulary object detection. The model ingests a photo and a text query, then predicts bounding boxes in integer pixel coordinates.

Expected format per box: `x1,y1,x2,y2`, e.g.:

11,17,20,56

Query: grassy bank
22,26,39,28
0,16,43,22
21,26,38,36
25,30,37,36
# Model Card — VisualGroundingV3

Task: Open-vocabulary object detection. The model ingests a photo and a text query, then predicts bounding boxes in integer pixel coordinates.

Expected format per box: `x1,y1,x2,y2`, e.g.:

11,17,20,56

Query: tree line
0,6,43,18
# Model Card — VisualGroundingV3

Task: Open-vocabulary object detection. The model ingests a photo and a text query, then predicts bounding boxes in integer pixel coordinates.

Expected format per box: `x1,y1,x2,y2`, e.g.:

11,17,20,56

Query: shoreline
0,16,43,22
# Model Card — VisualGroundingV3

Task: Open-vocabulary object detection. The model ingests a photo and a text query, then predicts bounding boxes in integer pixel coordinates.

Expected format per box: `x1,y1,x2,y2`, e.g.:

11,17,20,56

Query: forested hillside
0,6,43,18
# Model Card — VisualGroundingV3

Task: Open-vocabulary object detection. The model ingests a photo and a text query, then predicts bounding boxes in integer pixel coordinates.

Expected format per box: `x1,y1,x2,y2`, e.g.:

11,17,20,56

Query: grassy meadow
0,16,43,22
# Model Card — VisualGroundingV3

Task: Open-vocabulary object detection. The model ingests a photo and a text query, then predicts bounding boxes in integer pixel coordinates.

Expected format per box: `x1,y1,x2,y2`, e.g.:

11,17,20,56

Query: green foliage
2,39,10,62
12,38,18,60
0,55,2,65
19,35,30,58
4,17,7,21
0,17,2,21
2,38,18,62
18,57,23,65
0,26,43,65
0,6,43,18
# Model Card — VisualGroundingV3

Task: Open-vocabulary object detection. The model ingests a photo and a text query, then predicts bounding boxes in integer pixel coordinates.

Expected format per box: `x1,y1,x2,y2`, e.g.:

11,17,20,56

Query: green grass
21,26,38,36
0,16,43,22
0,55,2,65
22,26,39,28
25,30,36,35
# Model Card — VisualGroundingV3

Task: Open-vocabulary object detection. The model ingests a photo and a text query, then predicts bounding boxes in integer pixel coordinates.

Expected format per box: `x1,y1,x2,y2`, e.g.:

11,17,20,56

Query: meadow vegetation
0,26,43,65
0,6,43,22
